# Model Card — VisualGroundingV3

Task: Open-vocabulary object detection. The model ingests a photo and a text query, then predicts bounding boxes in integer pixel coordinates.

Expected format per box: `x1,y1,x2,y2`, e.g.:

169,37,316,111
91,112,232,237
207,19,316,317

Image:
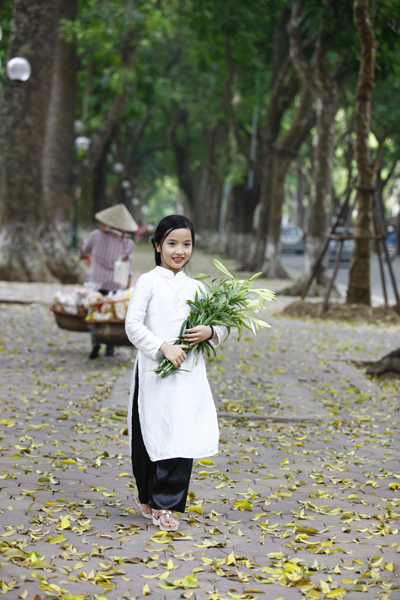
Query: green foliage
145,176,179,224
155,260,275,377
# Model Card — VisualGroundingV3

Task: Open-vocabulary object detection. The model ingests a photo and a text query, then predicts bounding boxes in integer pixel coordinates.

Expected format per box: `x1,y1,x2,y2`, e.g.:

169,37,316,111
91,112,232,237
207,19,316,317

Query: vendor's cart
51,307,89,332
91,320,131,346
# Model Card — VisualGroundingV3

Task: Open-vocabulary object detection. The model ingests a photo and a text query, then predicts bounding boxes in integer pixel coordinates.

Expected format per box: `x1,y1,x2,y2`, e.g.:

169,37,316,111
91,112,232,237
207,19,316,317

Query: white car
280,226,305,254
328,227,354,263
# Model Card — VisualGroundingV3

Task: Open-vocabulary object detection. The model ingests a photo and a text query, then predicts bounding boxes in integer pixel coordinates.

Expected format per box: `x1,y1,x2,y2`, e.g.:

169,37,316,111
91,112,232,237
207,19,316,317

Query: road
0,266,399,599
282,251,400,304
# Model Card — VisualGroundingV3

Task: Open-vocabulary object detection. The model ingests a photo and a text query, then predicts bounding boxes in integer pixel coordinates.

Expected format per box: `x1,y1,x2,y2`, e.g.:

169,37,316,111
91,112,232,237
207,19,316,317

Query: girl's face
155,228,193,274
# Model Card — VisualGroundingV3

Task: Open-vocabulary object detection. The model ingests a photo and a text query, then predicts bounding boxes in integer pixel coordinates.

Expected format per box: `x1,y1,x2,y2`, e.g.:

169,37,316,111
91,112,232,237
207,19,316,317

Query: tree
285,1,348,293
0,0,137,281
42,0,78,230
0,0,81,282
346,0,378,305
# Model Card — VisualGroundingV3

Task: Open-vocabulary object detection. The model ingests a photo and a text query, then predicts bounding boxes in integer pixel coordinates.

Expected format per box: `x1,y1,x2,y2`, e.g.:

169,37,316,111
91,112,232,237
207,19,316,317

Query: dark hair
151,215,195,266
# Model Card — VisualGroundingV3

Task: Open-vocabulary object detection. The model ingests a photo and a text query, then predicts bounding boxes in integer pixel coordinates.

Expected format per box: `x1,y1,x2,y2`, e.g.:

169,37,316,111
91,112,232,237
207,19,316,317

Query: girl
125,215,226,531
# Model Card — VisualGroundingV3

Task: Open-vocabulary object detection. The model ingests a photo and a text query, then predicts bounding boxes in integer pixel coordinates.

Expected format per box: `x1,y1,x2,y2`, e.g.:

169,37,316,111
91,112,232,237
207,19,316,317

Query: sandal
152,509,179,531
134,495,151,518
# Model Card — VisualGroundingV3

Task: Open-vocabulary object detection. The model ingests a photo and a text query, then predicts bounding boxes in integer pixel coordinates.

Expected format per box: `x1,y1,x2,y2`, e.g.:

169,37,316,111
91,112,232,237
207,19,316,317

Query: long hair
151,215,195,266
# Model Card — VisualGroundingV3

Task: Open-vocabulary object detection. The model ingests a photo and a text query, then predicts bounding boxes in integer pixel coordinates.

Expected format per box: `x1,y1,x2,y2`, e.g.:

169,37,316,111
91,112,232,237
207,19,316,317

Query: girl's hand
183,325,214,346
160,342,189,367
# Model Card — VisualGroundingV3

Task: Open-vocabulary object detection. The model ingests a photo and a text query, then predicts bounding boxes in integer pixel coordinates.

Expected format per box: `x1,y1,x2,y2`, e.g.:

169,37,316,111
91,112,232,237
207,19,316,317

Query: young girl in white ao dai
125,215,227,530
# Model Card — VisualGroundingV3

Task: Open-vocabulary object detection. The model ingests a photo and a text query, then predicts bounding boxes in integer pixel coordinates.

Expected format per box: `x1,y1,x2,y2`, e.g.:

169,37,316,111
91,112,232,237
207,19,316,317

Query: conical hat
95,204,138,232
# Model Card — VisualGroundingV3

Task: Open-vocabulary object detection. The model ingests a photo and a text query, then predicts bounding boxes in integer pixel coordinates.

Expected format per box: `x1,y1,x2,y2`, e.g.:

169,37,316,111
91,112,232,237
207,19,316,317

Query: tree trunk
304,88,338,288
196,121,226,235
262,155,291,278
260,85,314,278
42,0,78,234
92,138,112,219
346,0,378,305
283,1,341,295
0,0,82,282
225,6,299,272
295,163,306,229
222,181,260,262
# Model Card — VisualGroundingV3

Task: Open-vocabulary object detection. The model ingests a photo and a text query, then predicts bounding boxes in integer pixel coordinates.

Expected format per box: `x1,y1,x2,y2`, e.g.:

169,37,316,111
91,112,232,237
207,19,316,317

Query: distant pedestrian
125,215,227,530
81,204,137,359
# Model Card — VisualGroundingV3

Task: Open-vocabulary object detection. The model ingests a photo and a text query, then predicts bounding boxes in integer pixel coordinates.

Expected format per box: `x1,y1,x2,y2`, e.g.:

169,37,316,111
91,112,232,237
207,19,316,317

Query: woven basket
52,307,89,332
92,321,131,346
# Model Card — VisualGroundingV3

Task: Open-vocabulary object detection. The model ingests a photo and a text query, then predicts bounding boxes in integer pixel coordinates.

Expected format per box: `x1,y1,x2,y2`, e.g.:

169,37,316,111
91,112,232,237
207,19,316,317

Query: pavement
281,253,400,306
0,248,399,600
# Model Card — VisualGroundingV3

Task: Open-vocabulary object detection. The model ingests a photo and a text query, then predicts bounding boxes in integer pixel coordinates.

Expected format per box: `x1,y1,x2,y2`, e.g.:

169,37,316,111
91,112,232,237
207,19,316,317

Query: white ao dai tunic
125,266,226,462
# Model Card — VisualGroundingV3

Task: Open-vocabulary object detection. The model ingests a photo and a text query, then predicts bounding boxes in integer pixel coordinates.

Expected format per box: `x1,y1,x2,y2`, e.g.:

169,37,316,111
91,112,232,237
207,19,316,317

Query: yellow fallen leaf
320,581,330,593
385,561,394,571
232,500,252,511
187,505,203,515
143,583,150,595
118,472,130,477
196,459,216,466
59,515,71,530
327,590,346,599
47,534,67,544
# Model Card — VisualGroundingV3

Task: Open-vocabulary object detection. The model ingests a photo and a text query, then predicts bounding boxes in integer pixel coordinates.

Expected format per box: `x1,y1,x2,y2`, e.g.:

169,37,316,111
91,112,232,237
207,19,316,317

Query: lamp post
71,132,91,249
0,27,32,88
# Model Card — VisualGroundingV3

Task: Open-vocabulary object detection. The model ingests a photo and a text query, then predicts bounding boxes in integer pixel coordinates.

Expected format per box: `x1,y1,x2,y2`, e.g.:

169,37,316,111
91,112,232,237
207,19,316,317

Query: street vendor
81,203,137,359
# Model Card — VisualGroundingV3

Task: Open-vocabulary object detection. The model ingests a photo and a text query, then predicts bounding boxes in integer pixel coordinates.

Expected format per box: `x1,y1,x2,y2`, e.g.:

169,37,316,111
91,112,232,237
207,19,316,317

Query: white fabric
113,260,130,287
125,266,227,462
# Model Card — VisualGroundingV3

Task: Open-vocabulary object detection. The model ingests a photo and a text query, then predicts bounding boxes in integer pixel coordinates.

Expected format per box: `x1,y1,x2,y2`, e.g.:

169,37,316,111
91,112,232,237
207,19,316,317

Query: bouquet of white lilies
155,259,275,377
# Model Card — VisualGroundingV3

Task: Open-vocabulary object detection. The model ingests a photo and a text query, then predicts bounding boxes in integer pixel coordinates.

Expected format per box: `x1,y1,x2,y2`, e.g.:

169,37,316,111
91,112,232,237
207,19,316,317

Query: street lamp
113,162,125,174
0,56,31,87
75,136,91,152
71,127,91,249
0,25,32,87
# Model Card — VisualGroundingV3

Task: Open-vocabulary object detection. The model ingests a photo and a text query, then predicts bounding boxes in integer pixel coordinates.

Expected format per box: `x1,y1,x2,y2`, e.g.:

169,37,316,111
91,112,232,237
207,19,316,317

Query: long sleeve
209,325,228,348
81,229,99,254
125,274,164,360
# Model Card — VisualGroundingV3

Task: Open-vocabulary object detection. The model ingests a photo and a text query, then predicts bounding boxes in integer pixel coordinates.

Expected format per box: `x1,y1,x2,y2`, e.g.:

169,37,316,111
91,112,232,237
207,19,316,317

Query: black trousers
131,371,192,512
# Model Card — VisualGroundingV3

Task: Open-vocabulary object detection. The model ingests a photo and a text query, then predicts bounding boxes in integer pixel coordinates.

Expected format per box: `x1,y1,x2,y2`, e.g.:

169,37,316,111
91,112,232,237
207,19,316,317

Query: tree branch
72,3,137,187
223,37,252,164
0,0,7,18
382,157,399,187
276,84,315,158
126,107,153,173
271,6,291,86
287,2,319,96
132,108,188,167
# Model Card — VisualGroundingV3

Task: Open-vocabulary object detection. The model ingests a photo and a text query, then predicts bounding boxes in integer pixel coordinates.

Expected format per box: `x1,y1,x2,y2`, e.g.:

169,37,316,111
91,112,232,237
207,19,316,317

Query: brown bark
295,163,306,228
347,0,379,305
221,180,260,262
92,138,112,218
224,7,300,272
196,120,226,235
261,85,314,278
42,0,78,228
285,2,340,295
248,68,300,270
0,0,82,282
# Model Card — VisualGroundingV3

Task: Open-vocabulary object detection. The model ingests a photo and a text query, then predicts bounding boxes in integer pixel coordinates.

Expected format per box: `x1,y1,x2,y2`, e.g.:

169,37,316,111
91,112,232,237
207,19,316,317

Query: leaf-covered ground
0,249,399,600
